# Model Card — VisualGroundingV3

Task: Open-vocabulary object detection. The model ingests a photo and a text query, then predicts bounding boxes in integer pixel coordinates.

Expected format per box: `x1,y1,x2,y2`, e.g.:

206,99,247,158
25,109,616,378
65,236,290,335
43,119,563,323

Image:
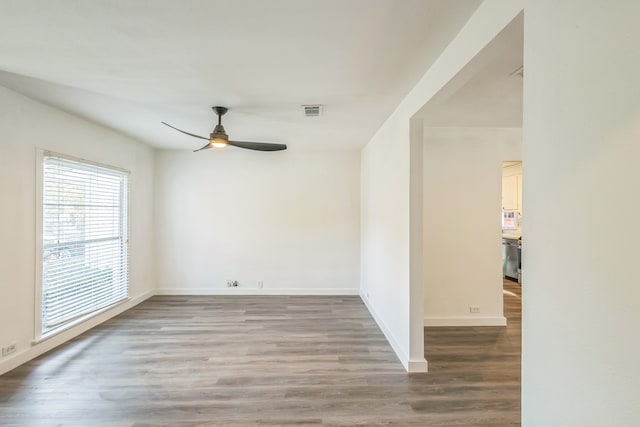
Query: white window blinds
41,154,129,334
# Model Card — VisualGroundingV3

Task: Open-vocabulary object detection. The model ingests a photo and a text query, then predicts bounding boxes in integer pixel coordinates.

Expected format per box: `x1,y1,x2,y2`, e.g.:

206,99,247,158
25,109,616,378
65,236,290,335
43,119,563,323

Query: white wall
154,149,360,294
360,0,523,372
360,114,414,367
522,0,640,424
423,127,521,326
0,87,155,375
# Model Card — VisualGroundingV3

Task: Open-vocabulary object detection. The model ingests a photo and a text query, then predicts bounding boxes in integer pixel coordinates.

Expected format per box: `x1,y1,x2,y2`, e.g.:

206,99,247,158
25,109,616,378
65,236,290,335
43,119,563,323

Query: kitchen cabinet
502,162,523,214
502,175,519,211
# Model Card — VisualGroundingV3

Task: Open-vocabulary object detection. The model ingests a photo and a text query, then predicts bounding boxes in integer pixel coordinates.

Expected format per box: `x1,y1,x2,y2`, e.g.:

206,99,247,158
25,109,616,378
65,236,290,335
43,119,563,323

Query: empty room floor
0,285,521,426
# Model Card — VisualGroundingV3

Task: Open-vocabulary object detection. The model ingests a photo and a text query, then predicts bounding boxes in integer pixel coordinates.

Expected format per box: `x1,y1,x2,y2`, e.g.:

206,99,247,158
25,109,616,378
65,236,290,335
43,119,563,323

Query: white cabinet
502,175,519,211
502,163,522,214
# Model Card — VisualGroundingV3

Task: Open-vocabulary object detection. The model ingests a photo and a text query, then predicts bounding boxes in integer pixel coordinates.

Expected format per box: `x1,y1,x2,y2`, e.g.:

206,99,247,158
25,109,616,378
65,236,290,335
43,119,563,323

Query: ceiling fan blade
193,143,212,152
227,141,287,151
161,122,209,140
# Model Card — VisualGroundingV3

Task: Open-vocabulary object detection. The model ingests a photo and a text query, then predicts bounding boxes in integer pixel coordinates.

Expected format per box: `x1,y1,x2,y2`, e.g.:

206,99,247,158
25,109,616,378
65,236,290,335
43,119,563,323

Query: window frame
34,149,131,342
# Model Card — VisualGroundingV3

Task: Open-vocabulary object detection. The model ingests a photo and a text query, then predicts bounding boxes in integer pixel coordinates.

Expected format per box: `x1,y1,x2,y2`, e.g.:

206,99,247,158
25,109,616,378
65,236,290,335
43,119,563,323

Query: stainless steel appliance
502,237,521,282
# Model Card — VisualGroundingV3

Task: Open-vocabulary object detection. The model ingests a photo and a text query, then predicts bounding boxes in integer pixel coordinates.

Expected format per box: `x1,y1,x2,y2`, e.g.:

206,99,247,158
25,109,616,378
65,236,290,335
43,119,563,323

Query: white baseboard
407,358,429,373
359,292,428,373
0,290,154,376
155,288,360,296
423,316,507,327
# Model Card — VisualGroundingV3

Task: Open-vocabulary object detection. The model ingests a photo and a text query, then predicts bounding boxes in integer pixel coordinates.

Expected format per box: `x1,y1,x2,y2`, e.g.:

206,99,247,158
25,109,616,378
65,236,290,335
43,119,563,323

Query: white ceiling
0,0,482,150
419,13,524,128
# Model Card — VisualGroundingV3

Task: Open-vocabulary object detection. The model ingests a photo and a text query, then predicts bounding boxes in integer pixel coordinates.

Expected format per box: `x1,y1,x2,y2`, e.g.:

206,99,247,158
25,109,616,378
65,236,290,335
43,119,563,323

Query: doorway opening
501,160,522,285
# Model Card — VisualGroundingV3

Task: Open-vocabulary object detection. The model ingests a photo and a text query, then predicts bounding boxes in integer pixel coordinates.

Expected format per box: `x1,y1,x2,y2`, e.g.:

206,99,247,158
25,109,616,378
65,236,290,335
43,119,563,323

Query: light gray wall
522,0,640,424
0,87,155,374
154,149,360,294
423,127,521,326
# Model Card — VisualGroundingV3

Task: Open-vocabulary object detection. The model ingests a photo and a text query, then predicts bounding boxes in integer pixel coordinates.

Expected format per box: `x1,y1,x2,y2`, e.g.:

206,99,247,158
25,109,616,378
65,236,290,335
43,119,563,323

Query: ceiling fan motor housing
211,124,228,141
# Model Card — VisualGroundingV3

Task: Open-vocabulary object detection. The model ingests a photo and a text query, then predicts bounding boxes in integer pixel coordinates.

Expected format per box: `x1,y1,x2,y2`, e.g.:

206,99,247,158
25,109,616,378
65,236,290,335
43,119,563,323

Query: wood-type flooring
0,282,521,426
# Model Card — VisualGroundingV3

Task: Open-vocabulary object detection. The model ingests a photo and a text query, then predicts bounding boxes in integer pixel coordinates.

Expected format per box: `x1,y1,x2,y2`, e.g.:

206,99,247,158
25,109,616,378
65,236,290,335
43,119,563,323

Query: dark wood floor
0,282,521,426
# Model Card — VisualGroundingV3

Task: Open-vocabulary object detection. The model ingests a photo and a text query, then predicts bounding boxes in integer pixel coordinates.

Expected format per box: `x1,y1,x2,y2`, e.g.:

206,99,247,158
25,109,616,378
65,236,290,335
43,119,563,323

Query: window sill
32,297,131,346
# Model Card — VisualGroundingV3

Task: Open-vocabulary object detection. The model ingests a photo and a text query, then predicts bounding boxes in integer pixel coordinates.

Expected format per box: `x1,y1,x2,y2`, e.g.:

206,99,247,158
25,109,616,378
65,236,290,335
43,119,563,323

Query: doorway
502,160,522,285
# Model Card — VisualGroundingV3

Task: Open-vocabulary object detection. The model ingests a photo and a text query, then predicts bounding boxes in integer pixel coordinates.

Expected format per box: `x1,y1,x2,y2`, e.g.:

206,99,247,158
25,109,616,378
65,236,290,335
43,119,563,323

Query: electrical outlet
2,344,17,357
232,280,238,287
470,305,480,314
226,280,233,287
257,280,263,289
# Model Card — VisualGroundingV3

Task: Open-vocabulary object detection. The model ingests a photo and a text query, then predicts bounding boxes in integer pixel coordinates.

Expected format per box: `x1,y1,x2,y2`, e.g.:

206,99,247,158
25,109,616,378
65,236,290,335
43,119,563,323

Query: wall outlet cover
2,344,17,357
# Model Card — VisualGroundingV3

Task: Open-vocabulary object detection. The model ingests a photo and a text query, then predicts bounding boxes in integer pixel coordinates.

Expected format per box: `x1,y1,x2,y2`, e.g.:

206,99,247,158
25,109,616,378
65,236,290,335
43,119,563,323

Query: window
38,152,129,337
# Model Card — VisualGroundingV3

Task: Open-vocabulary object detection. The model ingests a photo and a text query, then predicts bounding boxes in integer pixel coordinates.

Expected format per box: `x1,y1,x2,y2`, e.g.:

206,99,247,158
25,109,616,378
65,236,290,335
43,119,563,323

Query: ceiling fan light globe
210,137,227,148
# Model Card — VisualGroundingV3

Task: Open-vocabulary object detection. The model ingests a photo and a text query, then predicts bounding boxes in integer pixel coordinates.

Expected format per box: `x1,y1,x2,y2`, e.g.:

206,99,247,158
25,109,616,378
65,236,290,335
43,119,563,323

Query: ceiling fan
162,106,287,152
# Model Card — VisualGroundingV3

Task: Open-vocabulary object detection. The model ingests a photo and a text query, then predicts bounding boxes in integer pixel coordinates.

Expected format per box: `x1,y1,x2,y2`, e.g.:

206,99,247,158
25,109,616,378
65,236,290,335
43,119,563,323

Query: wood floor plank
0,284,521,426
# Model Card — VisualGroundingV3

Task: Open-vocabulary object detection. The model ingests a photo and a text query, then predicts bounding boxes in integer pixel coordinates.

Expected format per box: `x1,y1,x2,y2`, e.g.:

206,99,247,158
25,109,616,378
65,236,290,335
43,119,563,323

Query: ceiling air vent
302,105,323,117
